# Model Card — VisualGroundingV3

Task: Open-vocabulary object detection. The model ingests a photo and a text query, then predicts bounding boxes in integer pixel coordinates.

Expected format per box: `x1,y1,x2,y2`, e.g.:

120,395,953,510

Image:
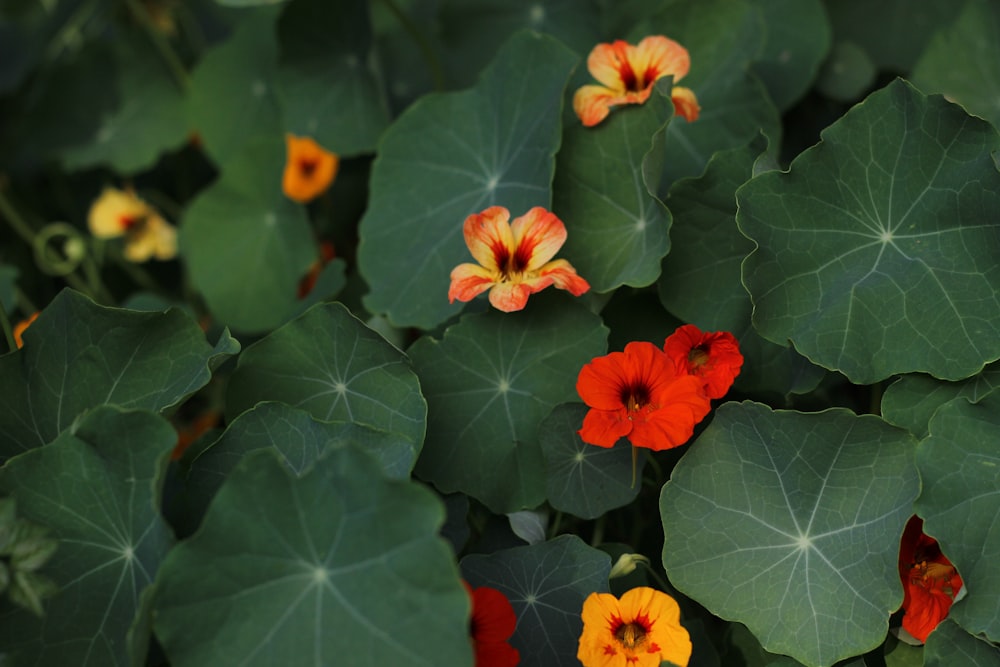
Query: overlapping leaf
357,30,578,329
0,289,238,459
924,619,1000,667
226,302,426,450
409,295,607,513
660,401,919,667
738,78,1000,384
881,362,1000,438
461,535,611,667
0,407,175,666
154,446,472,667
916,394,1000,642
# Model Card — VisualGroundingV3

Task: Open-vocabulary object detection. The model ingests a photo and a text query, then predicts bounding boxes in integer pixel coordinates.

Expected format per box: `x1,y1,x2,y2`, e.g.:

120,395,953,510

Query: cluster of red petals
897,516,963,643
465,582,520,667
576,325,742,450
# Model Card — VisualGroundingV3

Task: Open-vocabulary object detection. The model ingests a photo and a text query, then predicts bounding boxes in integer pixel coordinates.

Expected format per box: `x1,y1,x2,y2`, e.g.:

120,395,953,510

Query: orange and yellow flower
578,587,692,667
87,186,177,262
465,582,520,667
573,35,700,128
663,324,743,399
898,516,963,643
448,206,589,313
282,134,339,203
576,341,710,450
12,312,39,349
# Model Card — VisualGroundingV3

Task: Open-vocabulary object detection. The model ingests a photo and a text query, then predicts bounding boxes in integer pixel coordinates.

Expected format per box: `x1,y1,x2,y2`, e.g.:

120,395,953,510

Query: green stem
124,0,190,89
0,299,16,353
379,0,445,91
0,188,39,247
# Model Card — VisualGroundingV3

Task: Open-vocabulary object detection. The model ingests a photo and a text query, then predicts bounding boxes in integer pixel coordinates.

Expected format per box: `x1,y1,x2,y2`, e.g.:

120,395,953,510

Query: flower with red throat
573,35,700,128
448,206,589,313
465,582,520,667
576,341,710,450
87,186,177,262
282,134,339,203
664,324,743,399
897,516,963,643
578,586,692,667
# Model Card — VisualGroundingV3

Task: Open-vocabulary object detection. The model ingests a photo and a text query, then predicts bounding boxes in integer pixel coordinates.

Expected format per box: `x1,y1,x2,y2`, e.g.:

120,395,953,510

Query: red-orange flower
464,582,520,667
664,324,743,399
573,35,700,128
578,587,692,667
282,134,339,203
898,516,963,643
576,341,710,450
448,206,589,313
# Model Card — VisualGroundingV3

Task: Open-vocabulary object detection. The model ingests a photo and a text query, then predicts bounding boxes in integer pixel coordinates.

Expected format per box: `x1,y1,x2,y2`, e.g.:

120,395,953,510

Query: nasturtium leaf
409,295,607,513
816,41,877,103
738,78,1000,384
924,619,1000,667
553,78,674,293
461,535,612,667
357,30,578,329
911,0,1000,131
154,446,472,667
660,401,920,667
0,407,175,666
540,403,642,520
881,362,1000,438
180,137,317,333
275,0,389,156
188,5,283,167
0,289,238,460
747,0,831,111
916,395,1000,642
226,301,426,451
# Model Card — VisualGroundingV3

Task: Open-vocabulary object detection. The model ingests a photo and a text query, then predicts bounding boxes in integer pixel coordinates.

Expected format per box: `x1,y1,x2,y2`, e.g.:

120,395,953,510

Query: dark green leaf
882,362,1000,438
816,41,877,103
924,619,1000,666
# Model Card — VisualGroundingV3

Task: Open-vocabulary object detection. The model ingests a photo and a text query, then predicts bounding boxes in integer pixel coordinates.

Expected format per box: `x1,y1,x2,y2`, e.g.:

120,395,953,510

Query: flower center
299,157,319,178
614,622,647,650
688,346,709,368
493,243,531,282
621,384,651,417
118,214,145,232
911,561,957,591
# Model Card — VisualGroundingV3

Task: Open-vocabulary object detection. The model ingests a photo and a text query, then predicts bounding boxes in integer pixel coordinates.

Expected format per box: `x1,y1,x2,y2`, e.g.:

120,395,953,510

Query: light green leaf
660,401,919,667
409,295,607,513
461,535,611,667
0,407,175,666
357,30,578,329
882,362,1000,438
737,78,1000,384
153,446,472,667
924,619,1000,666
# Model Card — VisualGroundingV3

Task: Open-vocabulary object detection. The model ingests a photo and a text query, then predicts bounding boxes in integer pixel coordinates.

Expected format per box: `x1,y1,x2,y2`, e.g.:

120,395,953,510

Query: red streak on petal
613,42,639,91
119,215,139,231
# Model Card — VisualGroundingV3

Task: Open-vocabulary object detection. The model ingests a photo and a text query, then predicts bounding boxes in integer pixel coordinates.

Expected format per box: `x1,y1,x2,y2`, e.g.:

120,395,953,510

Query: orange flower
573,35,700,128
87,186,177,262
578,587,692,667
464,582,520,667
282,134,339,203
898,516,963,643
13,312,39,349
663,324,743,399
576,341,710,450
448,206,590,313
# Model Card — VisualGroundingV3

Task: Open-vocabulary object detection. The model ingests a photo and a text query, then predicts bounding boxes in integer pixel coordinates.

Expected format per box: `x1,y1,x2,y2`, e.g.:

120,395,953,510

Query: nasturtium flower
664,324,743,399
576,341,710,450
464,582,520,667
578,586,692,667
13,312,39,349
573,35,700,128
87,186,178,262
898,516,964,643
282,134,339,203
448,206,590,313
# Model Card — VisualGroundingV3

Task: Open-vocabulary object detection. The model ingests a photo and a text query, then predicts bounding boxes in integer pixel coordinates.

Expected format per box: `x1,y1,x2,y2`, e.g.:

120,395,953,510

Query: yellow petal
462,206,515,272
88,187,148,238
671,86,701,122
510,206,567,271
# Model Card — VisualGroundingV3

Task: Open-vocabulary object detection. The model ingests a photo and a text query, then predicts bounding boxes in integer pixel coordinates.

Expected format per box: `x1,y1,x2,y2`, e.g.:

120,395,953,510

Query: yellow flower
87,186,177,262
578,587,692,667
282,134,339,203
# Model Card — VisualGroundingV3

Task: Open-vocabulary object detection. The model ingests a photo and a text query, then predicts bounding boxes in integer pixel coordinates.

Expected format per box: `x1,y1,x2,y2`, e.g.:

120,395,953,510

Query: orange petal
634,36,690,85
579,407,632,447
487,278,549,312
539,259,589,296
13,312,39,349
463,206,515,272
573,85,618,127
671,86,700,122
283,134,339,203
585,41,635,92
510,207,567,271
449,263,496,303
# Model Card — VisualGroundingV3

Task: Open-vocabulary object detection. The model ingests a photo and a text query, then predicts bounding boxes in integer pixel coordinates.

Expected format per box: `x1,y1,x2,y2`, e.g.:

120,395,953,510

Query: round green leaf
226,302,426,451
917,394,1000,642
660,401,919,667
737,78,1000,383
924,619,1000,667
553,78,674,292
0,289,238,460
409,295,607,513
357,30,578,329
461,535,611,667
816,41,877,103
881,362,1000,438
540,403,642,520
154,446,472,667
180,137,317,334
0,407,175,666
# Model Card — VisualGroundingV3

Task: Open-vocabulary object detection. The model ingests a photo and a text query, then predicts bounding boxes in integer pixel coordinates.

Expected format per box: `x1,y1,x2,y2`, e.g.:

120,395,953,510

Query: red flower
465,582,520,667
576,341,710,450
898,516,963,643
663,324,743,399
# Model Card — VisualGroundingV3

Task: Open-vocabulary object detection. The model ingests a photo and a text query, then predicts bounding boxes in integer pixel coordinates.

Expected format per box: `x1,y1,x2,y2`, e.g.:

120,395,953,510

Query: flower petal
576,350,632,410
539,259,590,296
510,206,567,271
634,36,690,86
487,281,536,313
619,587,692,667
282,134,339,203
470,586,517,643
448,263,496,303
579,406,632,447
88,187,148,238
671,86,701,122
586,41,634,91
463,206,515,273
573,84,618,127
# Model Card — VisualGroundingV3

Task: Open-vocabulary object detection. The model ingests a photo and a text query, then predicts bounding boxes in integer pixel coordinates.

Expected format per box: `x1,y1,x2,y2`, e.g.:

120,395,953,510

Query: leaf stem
379,0,445,91
0,298,16,353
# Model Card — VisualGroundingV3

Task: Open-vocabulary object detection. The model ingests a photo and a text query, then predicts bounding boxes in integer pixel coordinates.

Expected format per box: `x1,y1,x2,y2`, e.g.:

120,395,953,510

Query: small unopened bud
609,553,649,579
